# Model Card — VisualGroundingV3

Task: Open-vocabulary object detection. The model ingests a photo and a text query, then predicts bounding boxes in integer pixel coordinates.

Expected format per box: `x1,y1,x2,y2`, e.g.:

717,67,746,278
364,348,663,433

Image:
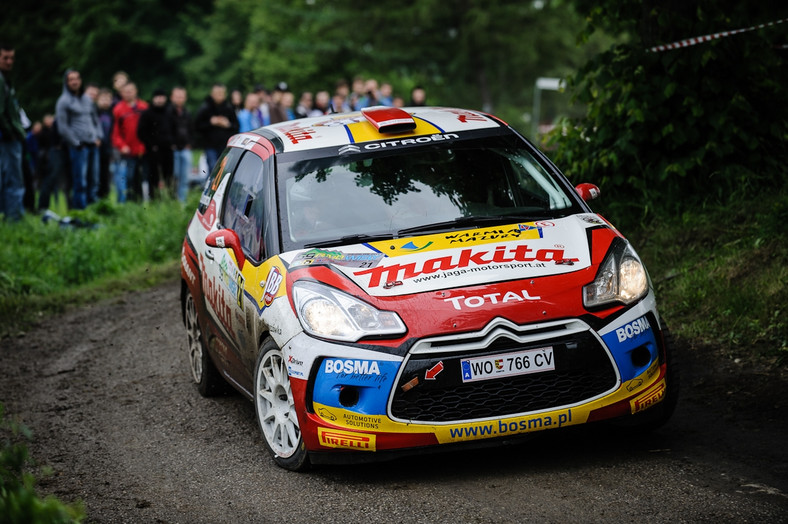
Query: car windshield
277,135,581,250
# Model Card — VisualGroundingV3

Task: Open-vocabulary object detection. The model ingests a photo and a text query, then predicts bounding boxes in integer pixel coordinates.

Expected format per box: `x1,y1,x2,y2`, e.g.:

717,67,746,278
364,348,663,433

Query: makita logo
354,245,578,288
616,316,652,342
324,359,381,376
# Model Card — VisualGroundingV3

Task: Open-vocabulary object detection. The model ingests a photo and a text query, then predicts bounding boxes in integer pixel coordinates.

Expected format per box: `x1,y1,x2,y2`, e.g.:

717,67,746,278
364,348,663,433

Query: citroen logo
338,144,361,155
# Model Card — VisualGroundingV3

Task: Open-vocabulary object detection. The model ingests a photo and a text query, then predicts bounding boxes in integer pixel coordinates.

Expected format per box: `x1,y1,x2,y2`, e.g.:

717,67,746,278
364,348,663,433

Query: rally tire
254,338,310,471
184,292,226,397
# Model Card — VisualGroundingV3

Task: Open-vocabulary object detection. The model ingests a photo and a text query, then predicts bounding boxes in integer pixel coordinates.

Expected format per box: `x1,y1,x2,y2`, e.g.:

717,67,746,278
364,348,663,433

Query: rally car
180,106,678,471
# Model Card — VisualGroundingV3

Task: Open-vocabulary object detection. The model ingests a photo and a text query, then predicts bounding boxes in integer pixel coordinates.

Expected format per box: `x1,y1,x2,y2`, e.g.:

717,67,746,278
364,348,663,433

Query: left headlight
583,239,649,308
292,280,407,342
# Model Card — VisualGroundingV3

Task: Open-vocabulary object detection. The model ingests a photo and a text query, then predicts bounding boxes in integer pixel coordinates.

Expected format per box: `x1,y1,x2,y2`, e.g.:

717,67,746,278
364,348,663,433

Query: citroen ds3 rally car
180,106,678,471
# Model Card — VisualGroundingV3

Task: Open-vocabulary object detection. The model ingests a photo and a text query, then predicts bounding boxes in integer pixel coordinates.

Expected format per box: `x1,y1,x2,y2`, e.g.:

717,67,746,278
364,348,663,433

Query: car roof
248,106,506,154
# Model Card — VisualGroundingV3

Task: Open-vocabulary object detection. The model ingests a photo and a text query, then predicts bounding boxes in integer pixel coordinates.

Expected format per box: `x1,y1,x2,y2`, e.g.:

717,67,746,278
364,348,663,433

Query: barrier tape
648,17,787,52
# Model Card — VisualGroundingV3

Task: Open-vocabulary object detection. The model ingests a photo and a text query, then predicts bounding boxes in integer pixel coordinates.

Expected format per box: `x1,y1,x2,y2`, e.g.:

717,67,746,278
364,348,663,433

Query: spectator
269,82,289,124
137,88,174,199
36,114,64,212
95,88,113,198
281,91,295,121
0,42,26,221
55,68,103,209
379,83,394,106
230,88,243,114
111,71,129,105
331,94,347,114
237,92,262,132
253,84,271,126
355,78,381,109
84,82,99,102
332,80,352,113
112,82,148,202
168,86,193,202
348,76,365,111
194,83,238,174
294,91,313,119
392,95,405,108
309,91,331,117
410,86,427,106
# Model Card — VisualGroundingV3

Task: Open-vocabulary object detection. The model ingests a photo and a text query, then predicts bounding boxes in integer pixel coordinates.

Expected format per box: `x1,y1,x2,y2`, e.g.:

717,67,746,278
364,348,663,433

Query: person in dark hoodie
54,68,103,209
194,83,238,174
137,88,173,199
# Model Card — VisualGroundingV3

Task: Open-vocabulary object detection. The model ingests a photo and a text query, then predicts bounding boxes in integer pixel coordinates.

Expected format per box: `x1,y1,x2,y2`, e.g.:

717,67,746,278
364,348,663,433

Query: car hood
279,214,611,298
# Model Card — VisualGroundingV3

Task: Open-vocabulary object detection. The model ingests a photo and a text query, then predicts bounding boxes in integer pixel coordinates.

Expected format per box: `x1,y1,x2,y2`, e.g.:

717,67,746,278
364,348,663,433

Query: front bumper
283,295,668,459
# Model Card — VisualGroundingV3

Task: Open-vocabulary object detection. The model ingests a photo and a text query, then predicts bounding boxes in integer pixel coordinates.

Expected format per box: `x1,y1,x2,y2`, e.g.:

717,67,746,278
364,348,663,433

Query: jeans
114,155,139,204
173,148,192,202
204,148,221,176
0,140,25,221
69,144,100,209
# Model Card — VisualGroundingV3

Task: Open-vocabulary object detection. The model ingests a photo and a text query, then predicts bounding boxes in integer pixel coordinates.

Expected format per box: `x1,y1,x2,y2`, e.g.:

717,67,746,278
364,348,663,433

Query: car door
203,149,273,391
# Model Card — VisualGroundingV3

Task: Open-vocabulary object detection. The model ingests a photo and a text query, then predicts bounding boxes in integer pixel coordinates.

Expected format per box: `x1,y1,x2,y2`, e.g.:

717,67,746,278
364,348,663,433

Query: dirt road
1,279,786,523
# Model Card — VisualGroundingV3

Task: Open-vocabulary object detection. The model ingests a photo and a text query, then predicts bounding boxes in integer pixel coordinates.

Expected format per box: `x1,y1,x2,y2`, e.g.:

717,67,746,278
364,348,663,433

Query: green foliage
632,192,788,362
549,1,788,226
0,405,85,523
0,195,196,338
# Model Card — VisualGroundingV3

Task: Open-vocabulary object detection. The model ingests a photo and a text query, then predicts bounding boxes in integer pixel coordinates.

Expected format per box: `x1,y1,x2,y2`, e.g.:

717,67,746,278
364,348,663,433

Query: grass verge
629,191,788,365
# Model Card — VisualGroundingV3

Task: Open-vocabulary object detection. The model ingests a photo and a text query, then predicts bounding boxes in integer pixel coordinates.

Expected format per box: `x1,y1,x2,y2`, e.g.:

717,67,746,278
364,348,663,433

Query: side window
222,152,266,262
198,148,244,214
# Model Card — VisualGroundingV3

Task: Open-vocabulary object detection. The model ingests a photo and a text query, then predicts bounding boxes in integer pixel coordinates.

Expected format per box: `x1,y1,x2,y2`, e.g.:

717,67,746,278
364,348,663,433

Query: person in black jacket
137,88,173,199
167,86,194,202
194,83,239,174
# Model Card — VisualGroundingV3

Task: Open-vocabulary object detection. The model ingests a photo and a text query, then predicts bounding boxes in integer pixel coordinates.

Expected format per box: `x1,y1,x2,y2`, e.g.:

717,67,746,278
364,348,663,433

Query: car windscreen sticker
291,248,385,269
369,222,549,258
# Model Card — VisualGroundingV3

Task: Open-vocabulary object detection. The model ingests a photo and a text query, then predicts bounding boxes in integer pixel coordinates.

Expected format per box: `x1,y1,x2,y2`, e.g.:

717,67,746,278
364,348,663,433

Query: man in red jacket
111,82,147,202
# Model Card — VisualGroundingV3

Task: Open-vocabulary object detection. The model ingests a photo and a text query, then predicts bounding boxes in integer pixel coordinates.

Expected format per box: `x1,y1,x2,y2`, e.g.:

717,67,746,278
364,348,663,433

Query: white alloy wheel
254,341,308,470
185,294,204,384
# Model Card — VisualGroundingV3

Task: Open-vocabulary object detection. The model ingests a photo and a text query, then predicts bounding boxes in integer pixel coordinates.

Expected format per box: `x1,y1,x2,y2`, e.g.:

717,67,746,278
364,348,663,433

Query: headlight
292,280,406,342
583,239,649,308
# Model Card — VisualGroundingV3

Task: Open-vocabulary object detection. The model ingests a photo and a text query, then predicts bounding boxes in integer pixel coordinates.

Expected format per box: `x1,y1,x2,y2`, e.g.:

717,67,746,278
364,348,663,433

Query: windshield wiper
397,215,551,237
303,232,396,248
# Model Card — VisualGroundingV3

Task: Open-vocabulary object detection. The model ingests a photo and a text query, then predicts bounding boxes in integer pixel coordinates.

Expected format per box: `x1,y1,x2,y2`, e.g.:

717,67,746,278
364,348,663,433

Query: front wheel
254,339,309,471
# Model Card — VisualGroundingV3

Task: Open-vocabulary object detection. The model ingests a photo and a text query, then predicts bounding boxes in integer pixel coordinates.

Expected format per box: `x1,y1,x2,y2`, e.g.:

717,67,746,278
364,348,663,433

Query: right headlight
583,239,649,308
292,280,406,342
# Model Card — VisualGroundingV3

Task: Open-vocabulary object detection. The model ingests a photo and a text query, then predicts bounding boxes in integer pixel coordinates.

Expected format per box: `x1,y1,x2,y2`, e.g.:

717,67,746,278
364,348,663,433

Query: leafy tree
548,1,788,223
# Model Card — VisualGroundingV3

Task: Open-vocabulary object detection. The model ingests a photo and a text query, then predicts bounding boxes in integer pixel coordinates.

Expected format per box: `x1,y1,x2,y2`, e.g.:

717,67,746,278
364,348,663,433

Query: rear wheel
254,338,309,471
184,292,225,397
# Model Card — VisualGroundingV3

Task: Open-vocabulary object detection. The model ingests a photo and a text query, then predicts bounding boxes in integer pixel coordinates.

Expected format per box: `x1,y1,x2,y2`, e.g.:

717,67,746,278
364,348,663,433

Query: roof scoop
361,106,417,134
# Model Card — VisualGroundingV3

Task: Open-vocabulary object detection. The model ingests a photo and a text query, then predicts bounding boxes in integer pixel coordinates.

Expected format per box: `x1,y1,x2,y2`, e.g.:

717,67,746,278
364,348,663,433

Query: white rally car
180,106,678,470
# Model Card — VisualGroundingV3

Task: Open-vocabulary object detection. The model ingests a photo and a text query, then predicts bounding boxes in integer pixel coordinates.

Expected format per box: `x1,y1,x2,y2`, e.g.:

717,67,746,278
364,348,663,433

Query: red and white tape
648,17,787,52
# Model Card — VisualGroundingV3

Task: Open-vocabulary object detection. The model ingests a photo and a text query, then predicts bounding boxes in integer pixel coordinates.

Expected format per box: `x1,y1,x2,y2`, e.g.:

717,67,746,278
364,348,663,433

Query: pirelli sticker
318,428,376,451
630,379,666,414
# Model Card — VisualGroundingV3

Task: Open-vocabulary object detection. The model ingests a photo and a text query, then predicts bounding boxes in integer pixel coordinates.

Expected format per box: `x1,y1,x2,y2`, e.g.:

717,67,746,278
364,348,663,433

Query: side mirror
575,183,601,202
205,229,246,270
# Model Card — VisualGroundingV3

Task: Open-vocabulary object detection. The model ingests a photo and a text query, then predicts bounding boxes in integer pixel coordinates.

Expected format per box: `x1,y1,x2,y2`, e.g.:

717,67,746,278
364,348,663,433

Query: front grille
390,329,617,423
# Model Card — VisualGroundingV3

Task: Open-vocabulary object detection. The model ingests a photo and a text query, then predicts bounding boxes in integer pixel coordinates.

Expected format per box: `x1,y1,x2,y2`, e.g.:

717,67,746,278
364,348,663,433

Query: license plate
460,347,555,383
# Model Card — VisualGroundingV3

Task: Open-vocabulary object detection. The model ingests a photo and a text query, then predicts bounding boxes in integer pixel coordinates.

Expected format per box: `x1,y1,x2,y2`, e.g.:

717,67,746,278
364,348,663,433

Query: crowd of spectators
0,41,427,221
